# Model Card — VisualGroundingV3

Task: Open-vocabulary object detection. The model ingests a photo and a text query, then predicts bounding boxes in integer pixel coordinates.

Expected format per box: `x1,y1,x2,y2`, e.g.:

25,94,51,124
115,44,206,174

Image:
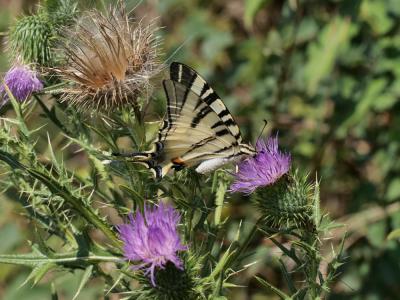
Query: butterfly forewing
170,62,243,144
161,80,237,166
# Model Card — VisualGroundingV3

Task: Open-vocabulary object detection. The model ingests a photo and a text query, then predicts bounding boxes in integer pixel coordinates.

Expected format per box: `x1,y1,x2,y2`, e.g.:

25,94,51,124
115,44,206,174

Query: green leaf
0,250,121,267
386,178,400,202
208,247,237,280
255,276,291,299
244,0,271,28
47,133,61,171
387,228,400,240
360,0,393,35
0,150,121,249
21,263,57,287
304,17,352,95
72,265,93,300
279,259,296,295
367,220,387,247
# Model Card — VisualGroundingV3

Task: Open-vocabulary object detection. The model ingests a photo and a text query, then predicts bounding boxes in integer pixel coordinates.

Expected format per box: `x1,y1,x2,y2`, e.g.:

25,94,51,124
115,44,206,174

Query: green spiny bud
254,170,314,230
44,0,78,26
137,253,204,300
8,14,54,66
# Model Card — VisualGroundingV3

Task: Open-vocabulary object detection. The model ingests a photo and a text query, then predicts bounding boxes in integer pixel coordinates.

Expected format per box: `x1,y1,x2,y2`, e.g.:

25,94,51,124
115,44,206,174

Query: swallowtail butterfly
115,62,256,178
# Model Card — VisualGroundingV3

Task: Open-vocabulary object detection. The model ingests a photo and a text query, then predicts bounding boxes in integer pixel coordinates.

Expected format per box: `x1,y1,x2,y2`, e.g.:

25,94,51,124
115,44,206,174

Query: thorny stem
33,94,72,136
303,230,321,298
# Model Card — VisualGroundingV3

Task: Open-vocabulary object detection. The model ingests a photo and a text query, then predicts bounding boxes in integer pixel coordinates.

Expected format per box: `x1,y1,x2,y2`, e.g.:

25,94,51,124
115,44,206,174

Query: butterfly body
117,62,256,178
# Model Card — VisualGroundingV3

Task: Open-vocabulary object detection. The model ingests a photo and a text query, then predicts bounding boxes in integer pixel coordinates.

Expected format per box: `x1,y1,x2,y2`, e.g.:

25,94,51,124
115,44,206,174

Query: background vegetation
0,0,399,299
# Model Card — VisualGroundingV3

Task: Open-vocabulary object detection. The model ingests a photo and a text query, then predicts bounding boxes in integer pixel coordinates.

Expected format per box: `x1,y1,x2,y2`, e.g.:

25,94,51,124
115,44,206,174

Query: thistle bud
44,0,78,27
136,255,203,300
254,171,314,229
8,14,54,66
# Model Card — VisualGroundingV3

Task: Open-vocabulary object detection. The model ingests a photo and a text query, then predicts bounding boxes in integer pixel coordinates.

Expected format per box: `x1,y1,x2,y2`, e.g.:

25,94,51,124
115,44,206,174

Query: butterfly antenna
257,119,268,142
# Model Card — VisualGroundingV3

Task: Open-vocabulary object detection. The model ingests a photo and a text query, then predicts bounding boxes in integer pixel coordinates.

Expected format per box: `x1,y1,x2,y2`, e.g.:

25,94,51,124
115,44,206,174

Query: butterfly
114,62,256,178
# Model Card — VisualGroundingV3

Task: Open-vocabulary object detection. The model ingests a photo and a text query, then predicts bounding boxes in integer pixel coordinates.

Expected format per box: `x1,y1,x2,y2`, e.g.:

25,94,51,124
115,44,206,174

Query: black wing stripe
218,109,230,119
161,80,175,140
203,92,219,106
200,82,210,96
170,62,183,82
181,74,196,111
211,120,224,129
191,106,213,128
184,136,217,155
170,63,196,111
194,97,203,110
216,128,230,136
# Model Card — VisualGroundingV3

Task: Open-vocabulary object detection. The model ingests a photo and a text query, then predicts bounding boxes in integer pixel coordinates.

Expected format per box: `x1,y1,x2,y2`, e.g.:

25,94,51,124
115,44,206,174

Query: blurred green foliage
1,0,400,299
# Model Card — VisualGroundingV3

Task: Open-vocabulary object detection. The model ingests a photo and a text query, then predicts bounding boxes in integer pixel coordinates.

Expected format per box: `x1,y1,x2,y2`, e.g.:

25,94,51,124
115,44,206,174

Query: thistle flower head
230,135,291,194
1,65,43,103
118,203,187,286
56,3,162,111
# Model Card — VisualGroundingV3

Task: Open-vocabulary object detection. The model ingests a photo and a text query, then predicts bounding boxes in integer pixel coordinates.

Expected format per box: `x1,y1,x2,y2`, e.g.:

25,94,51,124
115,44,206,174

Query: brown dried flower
56,4,162,111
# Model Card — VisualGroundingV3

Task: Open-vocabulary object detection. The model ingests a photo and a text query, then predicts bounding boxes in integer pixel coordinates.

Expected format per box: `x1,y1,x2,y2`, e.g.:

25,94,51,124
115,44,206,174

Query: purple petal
118,203,187,286
1,65,43,102
230,135,291,194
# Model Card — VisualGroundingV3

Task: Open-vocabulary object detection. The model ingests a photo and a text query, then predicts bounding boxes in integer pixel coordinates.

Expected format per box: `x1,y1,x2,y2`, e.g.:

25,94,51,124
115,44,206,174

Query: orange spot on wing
172,157,186,165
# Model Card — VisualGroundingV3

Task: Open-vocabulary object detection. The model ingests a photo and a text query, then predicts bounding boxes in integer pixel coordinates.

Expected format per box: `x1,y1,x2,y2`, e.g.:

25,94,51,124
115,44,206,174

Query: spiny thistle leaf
21,262,57,287
255,276,290,299
0,150,120,248
72,265,94,300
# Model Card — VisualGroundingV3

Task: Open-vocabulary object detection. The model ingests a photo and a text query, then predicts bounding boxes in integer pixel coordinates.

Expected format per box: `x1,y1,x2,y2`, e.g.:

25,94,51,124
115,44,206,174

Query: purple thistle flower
0,65,43,102
230,135,291,194
118,203,187,286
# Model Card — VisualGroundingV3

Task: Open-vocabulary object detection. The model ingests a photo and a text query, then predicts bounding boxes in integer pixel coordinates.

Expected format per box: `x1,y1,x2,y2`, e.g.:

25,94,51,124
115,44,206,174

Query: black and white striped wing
168,62,243,144
112,62,255,178
157,63,245,170
160,81,237,164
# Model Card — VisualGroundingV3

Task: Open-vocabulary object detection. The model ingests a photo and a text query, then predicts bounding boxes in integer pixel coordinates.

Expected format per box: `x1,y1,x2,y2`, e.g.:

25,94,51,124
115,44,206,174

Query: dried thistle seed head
56,4,162,111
